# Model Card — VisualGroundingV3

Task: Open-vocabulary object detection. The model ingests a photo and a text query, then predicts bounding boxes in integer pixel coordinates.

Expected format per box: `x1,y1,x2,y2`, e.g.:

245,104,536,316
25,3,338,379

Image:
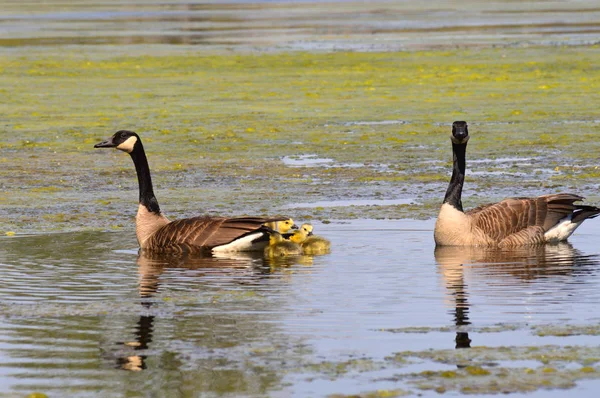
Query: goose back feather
467,194,587,246
146,216,280,254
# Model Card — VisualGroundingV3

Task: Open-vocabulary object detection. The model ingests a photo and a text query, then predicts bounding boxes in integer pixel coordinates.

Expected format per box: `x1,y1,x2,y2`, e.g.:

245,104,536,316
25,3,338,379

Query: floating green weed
2,47,600,232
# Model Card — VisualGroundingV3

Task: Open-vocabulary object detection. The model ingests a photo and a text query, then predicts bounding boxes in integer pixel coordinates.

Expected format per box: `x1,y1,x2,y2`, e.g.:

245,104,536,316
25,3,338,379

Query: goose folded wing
467,193,583,242
151,216,286,249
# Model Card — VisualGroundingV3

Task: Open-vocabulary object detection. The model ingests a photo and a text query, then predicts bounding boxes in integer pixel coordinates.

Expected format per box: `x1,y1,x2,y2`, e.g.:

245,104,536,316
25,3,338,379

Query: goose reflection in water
116,252,265,372
117,251,312,372
435,243,597,350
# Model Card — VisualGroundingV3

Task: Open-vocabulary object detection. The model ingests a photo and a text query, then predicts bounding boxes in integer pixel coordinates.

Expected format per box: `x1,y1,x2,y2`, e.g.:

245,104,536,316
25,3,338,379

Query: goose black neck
443,142,466,212
129,142,161,214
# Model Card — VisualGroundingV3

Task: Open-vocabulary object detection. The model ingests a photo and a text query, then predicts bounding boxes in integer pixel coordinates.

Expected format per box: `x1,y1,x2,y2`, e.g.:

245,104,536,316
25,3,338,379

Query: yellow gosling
264,218,296,233
297,224,330,254
264,232,302,257
302,235,331,255
284,223,313,244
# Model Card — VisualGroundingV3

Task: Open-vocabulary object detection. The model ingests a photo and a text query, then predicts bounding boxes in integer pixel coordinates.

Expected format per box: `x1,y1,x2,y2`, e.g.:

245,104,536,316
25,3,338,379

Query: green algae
329,389,411,398
283,343,600,396
388,345,600,367
384,345,600,394
533,323,600,337
2,47,600,232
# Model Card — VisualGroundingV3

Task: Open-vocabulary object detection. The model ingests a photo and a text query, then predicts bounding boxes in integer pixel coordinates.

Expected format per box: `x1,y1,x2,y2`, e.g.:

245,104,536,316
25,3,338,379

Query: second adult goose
434,121,600,247
95,130,288,254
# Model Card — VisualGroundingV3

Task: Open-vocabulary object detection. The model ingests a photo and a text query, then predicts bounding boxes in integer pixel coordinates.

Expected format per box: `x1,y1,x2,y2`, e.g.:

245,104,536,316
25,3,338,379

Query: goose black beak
94,138,117,148
451,121,469,144
291,224,299,230
308,231,313,236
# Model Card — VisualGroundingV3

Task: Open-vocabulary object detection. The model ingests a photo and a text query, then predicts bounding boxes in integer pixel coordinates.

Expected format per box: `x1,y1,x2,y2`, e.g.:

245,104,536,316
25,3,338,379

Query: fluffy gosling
264,218,297,234
300,225,331,254
264,232,302,257
283,223,313,244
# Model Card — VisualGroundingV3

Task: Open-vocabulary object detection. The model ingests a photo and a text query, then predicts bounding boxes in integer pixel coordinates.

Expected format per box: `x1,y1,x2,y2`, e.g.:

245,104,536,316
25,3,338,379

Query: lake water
2,219,600,397
2,0,600,52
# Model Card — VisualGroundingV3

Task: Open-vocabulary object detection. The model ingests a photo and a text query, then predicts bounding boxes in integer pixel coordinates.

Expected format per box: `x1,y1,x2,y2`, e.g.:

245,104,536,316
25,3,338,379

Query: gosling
283,223,313,244
264,232,302,257
299,224,331,254
264,218,297,234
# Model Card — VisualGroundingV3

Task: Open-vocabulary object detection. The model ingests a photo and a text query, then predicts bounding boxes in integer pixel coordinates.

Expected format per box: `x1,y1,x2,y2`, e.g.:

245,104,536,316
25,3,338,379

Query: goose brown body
435,122,600,247
95,130,287,254
144,216,281,254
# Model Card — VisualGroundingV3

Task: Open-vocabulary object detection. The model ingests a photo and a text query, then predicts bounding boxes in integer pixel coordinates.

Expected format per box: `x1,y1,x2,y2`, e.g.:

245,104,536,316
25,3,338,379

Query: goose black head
451,121,469,145
94,130,140,153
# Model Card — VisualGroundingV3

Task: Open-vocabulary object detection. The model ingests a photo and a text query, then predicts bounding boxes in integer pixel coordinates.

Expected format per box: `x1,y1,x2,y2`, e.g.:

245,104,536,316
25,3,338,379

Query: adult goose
95,130,288,254
434,121,600,247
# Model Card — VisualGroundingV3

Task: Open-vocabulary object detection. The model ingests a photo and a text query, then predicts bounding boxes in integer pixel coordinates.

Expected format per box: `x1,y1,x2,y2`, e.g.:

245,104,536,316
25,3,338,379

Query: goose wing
467,193,584,243
147,216,285,251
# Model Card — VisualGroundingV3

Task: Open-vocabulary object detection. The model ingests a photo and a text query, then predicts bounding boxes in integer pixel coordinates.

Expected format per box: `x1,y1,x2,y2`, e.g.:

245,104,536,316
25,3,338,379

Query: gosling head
300,223,313,236
279,218,298,233
94,130,140,154
451,121,469,145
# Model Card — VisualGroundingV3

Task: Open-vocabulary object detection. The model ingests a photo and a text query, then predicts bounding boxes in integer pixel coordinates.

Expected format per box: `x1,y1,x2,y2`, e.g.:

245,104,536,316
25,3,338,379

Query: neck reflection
435,243,584,350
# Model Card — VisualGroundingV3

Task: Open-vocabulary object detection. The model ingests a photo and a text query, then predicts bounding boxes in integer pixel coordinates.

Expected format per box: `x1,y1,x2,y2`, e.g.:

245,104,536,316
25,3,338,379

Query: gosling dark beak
308,231,313,236
94,138,117,148
291,224,299,230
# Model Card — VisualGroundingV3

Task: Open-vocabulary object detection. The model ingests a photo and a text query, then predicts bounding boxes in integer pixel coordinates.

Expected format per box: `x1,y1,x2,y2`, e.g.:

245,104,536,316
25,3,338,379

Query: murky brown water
2,220,600,396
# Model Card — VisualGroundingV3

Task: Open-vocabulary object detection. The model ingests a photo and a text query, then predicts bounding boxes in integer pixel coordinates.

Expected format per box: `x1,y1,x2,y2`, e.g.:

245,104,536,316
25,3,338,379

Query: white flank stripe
211,232,267,253
544,216,582,243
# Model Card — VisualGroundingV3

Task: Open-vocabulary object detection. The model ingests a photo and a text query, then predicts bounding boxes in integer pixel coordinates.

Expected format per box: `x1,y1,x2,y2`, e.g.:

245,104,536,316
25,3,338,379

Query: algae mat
2,47,600,233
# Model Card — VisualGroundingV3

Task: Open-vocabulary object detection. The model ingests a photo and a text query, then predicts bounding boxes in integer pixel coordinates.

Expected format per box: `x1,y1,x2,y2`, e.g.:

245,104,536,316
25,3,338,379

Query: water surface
2,220,600,396
2,0,600,51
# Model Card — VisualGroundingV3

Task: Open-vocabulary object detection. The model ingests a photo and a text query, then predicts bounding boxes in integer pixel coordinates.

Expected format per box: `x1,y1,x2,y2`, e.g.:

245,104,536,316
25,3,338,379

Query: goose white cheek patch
116,136,138,153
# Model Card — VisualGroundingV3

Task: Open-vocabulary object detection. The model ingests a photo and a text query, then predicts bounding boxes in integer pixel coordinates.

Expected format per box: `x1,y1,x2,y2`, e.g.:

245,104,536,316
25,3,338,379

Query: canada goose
94,130,289,254
264,218,297,233
434,121,600,247
283,223,313,244
264,231,302,257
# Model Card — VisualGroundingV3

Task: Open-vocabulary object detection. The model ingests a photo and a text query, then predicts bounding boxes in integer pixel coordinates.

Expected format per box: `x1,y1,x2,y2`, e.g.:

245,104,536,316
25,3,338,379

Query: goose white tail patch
211,232,268,253
117,136,138,153
544,216,582,243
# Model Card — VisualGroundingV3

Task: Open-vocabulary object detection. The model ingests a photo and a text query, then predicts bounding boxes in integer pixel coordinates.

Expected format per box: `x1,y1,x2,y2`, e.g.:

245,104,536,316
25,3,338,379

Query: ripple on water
1,220,600,396
280,154,363,169
284,198,415,208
